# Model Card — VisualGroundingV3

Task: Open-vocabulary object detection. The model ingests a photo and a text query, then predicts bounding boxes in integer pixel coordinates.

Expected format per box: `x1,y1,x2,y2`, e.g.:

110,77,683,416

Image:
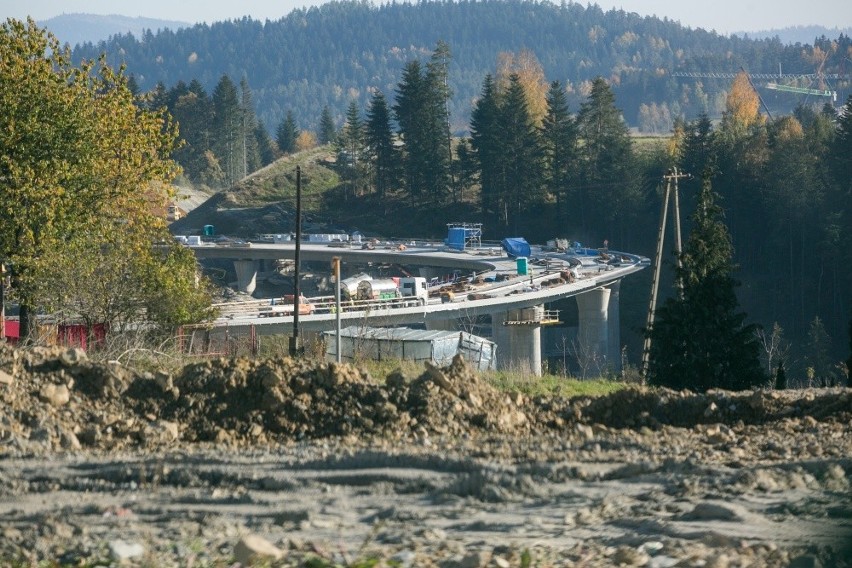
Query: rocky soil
0,344,850,567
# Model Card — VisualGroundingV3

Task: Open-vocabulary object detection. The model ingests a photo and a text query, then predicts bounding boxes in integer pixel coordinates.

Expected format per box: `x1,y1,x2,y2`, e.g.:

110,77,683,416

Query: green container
203,224,215,236
516,257,528,275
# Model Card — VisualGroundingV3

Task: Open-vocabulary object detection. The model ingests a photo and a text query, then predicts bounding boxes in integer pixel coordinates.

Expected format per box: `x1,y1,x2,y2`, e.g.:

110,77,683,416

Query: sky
3,0,852,35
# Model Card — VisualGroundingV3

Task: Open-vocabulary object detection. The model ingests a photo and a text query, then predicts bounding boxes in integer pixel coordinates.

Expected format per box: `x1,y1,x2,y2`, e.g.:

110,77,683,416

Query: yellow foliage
496,49,548,126
775,116,804,142
723,71,764,130
296,130,317,152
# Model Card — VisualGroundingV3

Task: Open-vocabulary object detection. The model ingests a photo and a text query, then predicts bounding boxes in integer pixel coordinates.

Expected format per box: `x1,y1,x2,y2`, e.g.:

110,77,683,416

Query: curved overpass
188,241,649,375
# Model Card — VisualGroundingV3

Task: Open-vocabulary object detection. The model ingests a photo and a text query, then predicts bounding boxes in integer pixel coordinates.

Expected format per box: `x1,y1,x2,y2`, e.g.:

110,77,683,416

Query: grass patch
357,356,626,398
484,370,626,398
225,146,341,211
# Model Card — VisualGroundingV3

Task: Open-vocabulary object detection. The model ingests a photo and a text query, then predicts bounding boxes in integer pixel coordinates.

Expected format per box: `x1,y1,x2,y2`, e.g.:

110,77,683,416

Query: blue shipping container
446,227,466,250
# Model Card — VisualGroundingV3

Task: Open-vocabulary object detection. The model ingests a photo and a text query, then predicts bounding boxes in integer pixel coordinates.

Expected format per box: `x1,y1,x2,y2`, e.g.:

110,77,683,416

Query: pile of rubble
1,344,850,454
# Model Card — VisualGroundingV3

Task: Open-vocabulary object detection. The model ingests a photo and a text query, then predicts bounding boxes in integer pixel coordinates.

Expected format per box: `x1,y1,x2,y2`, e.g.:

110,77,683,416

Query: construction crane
673,66,843,119
672,71,842,80
674,45,846,108
765,83,836,101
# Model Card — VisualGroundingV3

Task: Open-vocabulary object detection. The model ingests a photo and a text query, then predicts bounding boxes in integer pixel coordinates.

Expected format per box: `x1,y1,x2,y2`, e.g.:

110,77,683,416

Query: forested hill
70,0,851,133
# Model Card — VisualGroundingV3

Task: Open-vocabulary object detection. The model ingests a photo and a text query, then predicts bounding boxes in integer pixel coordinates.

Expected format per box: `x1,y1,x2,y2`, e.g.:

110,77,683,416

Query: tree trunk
19,303,32,345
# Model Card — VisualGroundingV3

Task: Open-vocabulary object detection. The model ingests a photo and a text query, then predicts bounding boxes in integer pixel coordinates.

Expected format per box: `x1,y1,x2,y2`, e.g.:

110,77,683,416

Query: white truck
349,276,429,306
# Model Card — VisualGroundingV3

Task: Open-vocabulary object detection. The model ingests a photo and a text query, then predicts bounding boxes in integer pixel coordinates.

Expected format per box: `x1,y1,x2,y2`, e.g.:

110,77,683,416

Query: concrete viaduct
188,241,649,376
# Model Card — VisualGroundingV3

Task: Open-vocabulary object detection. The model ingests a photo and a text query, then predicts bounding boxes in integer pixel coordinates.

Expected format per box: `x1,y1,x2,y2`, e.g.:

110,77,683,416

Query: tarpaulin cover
501,237,530,258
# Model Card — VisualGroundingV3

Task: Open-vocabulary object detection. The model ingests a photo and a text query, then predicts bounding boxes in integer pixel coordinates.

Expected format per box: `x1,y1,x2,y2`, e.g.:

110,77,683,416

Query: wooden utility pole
641,168,690,380
0,263,5,341
333,256,342,363
290,166,303,356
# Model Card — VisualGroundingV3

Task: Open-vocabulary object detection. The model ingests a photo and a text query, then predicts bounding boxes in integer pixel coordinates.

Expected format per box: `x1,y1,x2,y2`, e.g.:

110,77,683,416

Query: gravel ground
0,345,850,567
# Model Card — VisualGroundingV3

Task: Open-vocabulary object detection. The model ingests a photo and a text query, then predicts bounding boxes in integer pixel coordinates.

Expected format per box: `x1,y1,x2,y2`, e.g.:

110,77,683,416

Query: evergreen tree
454,137,477,202
365,91,399,199
575,77,639,243
338,100,367,198
239,77,262,176
774,360,787,390
169,79,213,182
318,105,336,145
211,75,243,185
647,177,766,392
470,74,504,222
394,59,429,199
148,81,169,111
675,113,717,221
424,40,453,201
805,316,835,385
254,123,276,166
541,80,577,228
393,43,453,203
830,96,852,306
713,74,769,275
498,73,545,231
276,110,299,154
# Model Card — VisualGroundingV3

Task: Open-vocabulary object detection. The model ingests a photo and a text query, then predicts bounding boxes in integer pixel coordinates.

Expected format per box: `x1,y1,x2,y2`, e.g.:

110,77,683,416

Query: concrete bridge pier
492,308,543,376
575,283,622,375
233,259,258,295
607,280,621,370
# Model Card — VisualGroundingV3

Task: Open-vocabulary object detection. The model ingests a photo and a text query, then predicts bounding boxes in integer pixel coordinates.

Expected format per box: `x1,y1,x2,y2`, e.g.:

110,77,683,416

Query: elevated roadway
188,241,649,375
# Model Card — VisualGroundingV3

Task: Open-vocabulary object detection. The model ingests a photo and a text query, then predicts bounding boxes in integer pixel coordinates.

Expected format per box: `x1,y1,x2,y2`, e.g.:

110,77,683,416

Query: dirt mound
578,386,852,428
1,345,850,454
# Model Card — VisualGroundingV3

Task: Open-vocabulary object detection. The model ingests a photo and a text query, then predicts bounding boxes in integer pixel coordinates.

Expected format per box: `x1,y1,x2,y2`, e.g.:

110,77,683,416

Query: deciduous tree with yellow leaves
0,18,214,342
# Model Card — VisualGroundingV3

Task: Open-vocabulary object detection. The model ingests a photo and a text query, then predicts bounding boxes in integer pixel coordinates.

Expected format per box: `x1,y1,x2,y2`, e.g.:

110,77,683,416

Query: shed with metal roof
322,326,496,370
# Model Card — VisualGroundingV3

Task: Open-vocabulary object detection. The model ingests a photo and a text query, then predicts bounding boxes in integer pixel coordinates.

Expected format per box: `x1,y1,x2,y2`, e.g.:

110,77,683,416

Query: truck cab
399,277,429,305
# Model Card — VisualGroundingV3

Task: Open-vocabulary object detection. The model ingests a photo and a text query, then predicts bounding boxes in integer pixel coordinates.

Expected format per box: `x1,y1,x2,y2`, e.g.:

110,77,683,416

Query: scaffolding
446,222,483,250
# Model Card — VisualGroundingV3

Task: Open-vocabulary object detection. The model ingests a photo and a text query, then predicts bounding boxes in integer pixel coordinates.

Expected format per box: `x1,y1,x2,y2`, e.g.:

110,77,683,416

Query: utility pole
290,166,303,356
641,168,690,380
332,256,342,363
0,263,5,341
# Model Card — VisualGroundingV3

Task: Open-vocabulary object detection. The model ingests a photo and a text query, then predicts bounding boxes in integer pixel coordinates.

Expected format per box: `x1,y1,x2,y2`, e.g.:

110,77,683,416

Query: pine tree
774,360,787,390
647,177,767,392
365,91,399,199
498,73,545,231
211,75,243,185
470,74,504,221
454,137,477,202
169,79,213,182
276,110,299,154
393,43,453,203
239,77,262,176
805,316,835,386
575,77,638,242
318,105,337,145
338,100,366,199
831,96,852,306
678,113,717,214
424,40,453,201
394,59,427,198
254,123,276,166
541,80,577,227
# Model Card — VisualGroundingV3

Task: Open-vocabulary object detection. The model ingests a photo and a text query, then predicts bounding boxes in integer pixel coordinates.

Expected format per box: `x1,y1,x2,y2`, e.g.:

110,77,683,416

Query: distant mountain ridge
40,13,190,47
733,25,852,45
66,2,851,132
